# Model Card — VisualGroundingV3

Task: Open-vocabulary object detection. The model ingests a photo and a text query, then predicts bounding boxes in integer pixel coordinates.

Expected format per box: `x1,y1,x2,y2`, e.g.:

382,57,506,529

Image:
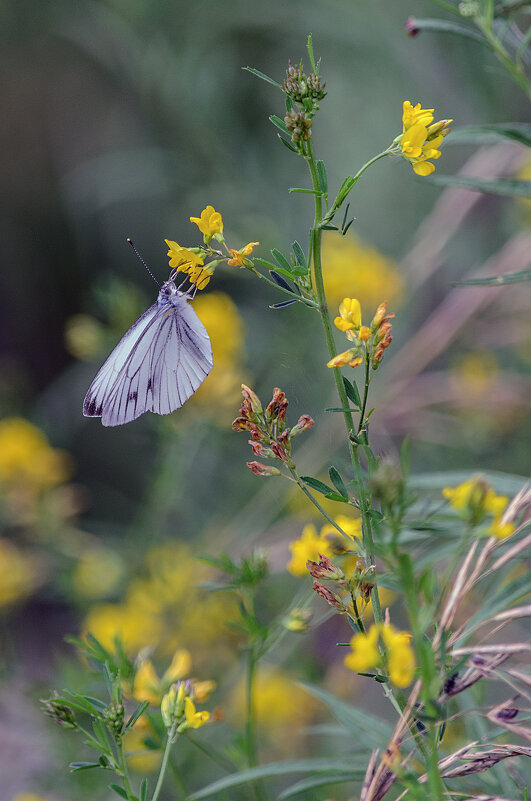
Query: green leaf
428,175,531,198
332,176,356,210
342,376,361,408
410,470,527,496
299,683,393,748
254,257,293,277
407,18,489,46
188,759,366,800
288,187,322,194
300,475,336,496
269,114,288,134
447,123,531,148
324,492,349,504
271,248,292,272
83,695,107,711
325,407,359,413
316,160,328,194
125,700,150,731
140,778,148,801
278,135,298,154
306,33,317,73
452,269,531,287
328,466,348,499
70,762,102,772
243,66,282,90
292,241,307,269
279,772,361,799
109,785,129,799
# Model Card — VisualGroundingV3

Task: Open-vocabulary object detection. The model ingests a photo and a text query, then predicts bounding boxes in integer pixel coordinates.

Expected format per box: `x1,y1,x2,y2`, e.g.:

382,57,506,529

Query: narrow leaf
270,299,298,309
243,66,282,89
324,492,349,504
188,759,365,800
140,779,148,801
269,270,297,292
452,269,531,287
325,407,359,413
300,476,336,496
292,241,307,269
306,33,317,73
328,466,349,499
269,114,288,134
289,187,322,194
271,248,292,272
428,175,531,198
316,160,328,194
109,785,129,800
342,376,361,408
278,135,298,154
70,762,101,772
408,17,489,46
254,256,289,273
447,122,531,148
125,700,150,731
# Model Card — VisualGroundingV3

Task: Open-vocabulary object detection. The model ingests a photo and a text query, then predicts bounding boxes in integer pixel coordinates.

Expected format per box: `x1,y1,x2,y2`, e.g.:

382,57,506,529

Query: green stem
305,138,383,626
475,16,531,97
151,722,178,801
350,595,366,634
251,267,318,308
357,355,371,436
245,648,266,801
325,149,392,224
117,739,136,801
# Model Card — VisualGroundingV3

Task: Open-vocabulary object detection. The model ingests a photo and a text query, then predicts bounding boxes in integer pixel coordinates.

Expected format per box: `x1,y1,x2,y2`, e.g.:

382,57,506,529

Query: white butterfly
83,275,213,426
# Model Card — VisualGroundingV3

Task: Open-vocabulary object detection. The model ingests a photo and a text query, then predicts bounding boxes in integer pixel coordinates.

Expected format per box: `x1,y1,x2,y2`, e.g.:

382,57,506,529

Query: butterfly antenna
127,238,160,287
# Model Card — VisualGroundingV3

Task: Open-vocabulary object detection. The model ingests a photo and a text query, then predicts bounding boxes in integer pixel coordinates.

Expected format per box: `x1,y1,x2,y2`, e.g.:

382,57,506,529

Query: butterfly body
83,280,213,426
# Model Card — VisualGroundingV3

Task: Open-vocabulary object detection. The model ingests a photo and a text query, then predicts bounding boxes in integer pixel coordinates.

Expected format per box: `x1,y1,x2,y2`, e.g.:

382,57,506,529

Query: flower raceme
443,476,515,539
165,206,259,289
397,101,452,177
327,299,394,371
344,623,416,688
160,681,210,732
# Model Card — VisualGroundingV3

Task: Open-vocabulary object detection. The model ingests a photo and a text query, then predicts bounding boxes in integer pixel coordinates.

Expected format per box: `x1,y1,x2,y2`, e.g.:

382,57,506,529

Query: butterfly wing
83,297,213,426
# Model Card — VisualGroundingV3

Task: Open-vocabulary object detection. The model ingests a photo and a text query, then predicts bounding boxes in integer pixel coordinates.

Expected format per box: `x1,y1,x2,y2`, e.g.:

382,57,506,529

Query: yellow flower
345,624,415,687
227,242,260,266
190,205,223,239
399,101,452,177
165,240,204,270
184,696,209,729
287,523,333,576
326,350,363,368
134,648,192,704
84,600,164,653
443,476,515,538
344,625,380,673
0,539,37,607
334,297,362,332
0,417,70,493
322,232,403,310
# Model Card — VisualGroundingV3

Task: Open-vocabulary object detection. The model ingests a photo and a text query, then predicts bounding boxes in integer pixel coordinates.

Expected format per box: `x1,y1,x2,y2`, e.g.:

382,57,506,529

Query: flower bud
103,701,125,739
306,554,345,581
271,441,289,461
161,682,186,729
265,388,288,423
232,416,251,431
41,695,77,728
289,414,315,438
312,580,345,610
246,461,282,477
283,607,313,633
249,440,274,458
404,16,420,36
241,384,263,417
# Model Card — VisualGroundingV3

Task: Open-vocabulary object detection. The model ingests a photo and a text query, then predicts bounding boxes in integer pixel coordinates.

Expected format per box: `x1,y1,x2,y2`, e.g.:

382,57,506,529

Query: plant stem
151,722,178,801
325,149,392,224
288,465,353,539
245,647,266,801
116,739,136,801
357,354,371,435
305,138,383,626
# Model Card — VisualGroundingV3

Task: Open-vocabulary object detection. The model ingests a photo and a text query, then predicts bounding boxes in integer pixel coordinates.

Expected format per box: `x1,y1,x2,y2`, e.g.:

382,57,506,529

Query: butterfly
83,271,213,426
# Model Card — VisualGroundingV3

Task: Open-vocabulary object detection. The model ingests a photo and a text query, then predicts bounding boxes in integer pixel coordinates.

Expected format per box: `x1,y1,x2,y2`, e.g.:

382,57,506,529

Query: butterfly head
157,280,182,306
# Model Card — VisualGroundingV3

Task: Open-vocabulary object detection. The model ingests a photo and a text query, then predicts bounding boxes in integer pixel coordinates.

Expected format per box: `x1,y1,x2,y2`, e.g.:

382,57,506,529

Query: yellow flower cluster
443,476,515,539
84,541,239,659
0,539,37,608
287,516,361,576
327,298,394,370
344,623,416,688
399,101,452,177
0,417,70,494
160,682,210,731
322,233,403,310
165,205,259,290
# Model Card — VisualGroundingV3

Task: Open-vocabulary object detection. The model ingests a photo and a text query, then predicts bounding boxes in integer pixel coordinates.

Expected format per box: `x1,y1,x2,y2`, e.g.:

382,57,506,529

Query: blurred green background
1,0,529,798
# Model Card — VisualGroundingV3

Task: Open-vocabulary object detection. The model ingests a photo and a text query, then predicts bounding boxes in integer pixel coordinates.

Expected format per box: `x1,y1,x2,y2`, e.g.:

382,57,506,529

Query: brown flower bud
241,384,263,418
246,461,282,477
306,554,345,581
266,388,289,423
249,440,274,458
271,441,289,461
289,414,314,438
232,416,251,431
405,16,420,36
312,580,344,609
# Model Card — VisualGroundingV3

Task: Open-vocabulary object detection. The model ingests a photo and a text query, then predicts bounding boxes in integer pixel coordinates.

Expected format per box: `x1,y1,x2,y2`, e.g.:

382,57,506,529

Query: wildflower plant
42,31,531,801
